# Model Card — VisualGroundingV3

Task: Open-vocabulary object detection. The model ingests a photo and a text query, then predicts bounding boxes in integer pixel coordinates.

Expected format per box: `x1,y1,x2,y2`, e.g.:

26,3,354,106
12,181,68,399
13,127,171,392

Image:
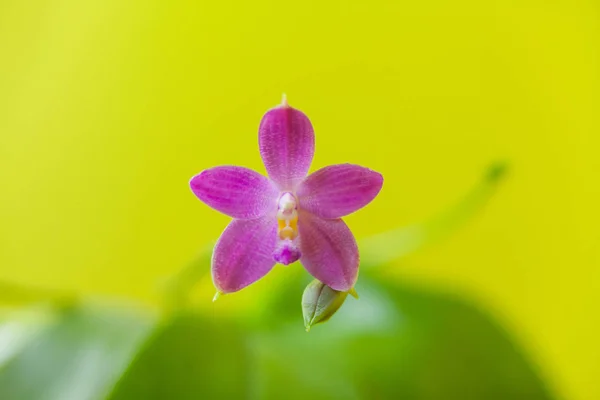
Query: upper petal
190,166,278,219
212,215,278,293
258,100,315,190
296,164,383,218
298,212,359,291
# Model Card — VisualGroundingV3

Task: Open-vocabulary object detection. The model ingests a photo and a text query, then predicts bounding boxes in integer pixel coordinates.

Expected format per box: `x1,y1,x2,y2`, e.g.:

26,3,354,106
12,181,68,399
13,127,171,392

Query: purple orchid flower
190,95,383,297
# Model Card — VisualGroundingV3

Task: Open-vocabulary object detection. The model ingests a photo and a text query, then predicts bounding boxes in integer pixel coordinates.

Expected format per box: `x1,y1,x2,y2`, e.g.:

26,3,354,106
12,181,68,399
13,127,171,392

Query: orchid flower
190,95,383,298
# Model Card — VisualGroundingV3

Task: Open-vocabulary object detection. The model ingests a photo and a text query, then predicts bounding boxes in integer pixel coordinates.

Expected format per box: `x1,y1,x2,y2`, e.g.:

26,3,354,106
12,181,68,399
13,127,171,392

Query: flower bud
302,280,357,331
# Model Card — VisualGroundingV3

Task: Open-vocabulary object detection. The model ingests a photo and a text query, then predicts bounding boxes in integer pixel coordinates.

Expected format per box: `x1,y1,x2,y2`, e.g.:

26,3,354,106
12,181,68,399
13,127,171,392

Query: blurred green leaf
0,269,553,400
0,304,155,400
359,162,508,268
106,312,249,400
0,306,56,369
250,274,553,400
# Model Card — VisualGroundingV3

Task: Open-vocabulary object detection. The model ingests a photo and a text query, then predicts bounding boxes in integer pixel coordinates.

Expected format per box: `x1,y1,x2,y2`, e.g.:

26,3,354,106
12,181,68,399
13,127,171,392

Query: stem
359,162,508,269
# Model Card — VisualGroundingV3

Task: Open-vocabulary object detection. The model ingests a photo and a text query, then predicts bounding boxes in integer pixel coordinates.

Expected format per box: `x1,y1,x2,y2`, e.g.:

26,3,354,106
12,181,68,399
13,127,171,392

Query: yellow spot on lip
279,226,297,240
277,212,298,239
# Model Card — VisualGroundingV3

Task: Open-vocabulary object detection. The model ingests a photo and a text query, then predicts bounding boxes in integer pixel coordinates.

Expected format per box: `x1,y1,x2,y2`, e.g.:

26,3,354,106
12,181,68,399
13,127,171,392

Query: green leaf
0,270,554,400
250,274,554,400
0,306,56,369
106,312,249,400
0,304,155,400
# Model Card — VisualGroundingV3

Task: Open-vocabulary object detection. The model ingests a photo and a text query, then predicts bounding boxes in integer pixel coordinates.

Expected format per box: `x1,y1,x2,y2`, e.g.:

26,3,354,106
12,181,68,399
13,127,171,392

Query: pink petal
190,166,278,219
298,212,359,291
258,102,315,190
212,215,278,293
297,164,383,218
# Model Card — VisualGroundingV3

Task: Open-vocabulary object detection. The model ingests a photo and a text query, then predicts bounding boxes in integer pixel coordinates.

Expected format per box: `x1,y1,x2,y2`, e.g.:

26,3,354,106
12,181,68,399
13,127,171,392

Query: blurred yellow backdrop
0,1,598,399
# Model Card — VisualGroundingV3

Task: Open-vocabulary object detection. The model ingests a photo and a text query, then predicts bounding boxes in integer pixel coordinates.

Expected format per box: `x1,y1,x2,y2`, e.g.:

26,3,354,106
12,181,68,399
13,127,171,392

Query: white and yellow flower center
273,192,301,265
277,192,298,240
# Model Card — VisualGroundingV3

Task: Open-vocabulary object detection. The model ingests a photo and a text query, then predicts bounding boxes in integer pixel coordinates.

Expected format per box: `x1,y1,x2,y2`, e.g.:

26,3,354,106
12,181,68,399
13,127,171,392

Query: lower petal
298,212,359,291
212,215,278,293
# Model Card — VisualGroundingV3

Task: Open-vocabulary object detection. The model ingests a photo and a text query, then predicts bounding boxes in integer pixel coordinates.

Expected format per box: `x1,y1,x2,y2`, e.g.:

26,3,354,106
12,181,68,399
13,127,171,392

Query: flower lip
273,239,301,265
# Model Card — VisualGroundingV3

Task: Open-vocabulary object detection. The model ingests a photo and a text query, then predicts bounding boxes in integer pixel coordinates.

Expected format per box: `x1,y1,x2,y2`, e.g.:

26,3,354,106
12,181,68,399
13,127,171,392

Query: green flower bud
302,280,358,331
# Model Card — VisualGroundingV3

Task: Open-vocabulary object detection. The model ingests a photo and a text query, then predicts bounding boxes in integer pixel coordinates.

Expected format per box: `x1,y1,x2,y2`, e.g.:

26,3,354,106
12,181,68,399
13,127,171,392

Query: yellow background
1,1,598,399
